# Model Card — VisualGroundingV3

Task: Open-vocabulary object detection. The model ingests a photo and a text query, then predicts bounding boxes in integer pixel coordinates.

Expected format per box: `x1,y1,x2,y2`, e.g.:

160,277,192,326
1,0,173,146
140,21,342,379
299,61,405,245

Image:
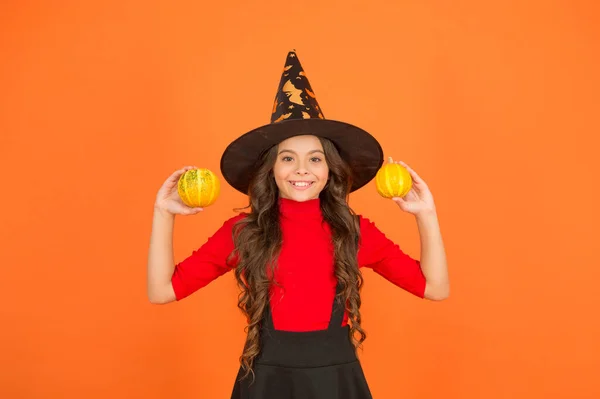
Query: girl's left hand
392,161,436,216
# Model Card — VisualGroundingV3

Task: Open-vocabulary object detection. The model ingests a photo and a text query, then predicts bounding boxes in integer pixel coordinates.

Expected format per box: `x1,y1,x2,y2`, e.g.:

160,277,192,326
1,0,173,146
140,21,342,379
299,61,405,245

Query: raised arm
147,166,203,304
392,161,449,301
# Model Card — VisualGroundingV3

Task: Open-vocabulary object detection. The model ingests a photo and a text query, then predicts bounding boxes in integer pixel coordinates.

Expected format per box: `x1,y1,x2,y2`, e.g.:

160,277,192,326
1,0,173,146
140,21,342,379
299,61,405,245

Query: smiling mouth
289,181,315,188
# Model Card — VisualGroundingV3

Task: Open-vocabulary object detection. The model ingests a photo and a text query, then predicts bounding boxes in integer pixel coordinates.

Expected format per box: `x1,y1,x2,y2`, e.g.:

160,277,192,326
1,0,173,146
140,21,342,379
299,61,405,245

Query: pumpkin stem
388,156,394,164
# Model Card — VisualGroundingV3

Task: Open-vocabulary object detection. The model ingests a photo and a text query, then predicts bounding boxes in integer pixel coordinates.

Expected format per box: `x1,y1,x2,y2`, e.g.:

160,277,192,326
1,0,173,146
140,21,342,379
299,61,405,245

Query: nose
295,161,309,175
294,158,311,175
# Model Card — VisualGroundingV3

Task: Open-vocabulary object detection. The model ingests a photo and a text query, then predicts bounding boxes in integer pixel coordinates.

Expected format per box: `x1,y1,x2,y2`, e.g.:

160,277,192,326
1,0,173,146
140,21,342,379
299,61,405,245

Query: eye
310,157,322,162
281,156,293,162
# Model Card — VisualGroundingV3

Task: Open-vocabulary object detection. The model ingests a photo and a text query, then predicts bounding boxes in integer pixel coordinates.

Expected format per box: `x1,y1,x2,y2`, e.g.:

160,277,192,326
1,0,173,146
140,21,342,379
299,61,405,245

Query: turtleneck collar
278,197,322,220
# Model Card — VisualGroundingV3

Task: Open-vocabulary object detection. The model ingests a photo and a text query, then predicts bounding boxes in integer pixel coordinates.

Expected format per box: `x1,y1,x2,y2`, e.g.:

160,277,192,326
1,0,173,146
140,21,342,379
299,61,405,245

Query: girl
147,50,449,398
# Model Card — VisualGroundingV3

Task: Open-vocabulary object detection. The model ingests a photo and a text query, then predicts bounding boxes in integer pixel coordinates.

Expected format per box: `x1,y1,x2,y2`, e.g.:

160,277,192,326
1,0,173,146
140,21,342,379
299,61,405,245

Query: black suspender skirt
230,285,373,398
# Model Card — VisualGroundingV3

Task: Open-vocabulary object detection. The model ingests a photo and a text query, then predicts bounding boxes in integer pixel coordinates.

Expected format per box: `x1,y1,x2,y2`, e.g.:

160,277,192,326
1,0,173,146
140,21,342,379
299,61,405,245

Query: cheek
314,164,329,181
273,163,291,181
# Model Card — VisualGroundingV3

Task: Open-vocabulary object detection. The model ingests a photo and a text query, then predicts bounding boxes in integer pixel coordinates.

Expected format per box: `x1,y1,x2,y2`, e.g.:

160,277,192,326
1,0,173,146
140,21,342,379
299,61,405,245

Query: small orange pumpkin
177,168,220,208
375,157,413,198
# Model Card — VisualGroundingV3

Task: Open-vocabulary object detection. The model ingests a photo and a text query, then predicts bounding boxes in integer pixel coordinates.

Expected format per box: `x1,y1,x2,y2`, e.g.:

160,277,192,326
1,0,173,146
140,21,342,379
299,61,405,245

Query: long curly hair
228,137,366,381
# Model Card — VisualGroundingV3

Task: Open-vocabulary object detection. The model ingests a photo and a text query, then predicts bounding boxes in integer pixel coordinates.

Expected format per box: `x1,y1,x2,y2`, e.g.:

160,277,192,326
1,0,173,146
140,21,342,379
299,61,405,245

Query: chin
283,188,322,202
286,193,315,202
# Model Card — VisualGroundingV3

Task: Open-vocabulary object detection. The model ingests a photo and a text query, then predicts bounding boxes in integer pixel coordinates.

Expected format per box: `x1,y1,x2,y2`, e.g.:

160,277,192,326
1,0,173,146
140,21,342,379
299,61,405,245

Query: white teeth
291,181,312,187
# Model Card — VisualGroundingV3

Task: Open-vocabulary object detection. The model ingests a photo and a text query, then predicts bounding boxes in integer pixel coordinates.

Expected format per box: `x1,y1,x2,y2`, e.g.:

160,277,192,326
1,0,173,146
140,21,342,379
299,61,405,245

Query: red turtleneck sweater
171,198,426,331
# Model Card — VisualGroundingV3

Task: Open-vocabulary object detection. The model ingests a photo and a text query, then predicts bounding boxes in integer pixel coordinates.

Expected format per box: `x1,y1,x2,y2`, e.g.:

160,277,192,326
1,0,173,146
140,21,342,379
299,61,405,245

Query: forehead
277,135,323,151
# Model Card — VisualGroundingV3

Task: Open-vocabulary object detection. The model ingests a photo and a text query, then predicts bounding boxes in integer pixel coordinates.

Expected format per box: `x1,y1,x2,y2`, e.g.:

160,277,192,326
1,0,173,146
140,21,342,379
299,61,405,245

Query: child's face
273,135,329,202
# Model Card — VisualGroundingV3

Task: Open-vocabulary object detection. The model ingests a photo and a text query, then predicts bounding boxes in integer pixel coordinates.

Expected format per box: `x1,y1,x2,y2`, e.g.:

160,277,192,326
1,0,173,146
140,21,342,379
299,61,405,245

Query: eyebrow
278,149,325,155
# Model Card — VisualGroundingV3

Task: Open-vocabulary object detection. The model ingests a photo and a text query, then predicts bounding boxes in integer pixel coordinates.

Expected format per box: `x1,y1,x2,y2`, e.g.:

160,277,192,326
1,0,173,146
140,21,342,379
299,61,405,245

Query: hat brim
220,118,384,195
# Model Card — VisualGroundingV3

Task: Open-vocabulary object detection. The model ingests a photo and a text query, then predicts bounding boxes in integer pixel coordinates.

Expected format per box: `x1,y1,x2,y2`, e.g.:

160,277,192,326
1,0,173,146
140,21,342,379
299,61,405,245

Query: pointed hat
220,50,383,194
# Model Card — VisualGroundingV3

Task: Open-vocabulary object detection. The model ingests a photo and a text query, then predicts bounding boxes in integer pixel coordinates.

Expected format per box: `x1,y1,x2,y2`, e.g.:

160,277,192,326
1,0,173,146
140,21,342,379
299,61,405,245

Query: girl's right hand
154,166,204,216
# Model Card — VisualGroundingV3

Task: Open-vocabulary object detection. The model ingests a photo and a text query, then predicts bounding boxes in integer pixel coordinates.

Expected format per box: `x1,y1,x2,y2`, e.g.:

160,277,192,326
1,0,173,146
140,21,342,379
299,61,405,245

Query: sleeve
357,215,426,298
171,213,246,301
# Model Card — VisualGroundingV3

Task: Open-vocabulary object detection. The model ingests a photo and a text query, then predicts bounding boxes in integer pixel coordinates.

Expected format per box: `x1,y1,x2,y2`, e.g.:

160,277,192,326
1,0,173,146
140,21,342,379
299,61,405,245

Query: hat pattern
271,50,325,124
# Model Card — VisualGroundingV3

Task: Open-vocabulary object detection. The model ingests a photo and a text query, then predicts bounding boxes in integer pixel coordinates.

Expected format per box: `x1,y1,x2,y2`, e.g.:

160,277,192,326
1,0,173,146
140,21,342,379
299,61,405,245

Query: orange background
1,1,599,398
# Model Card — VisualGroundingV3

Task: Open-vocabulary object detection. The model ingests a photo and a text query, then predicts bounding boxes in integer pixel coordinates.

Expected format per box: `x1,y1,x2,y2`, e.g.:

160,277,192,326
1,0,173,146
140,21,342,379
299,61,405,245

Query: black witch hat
220,50,383,195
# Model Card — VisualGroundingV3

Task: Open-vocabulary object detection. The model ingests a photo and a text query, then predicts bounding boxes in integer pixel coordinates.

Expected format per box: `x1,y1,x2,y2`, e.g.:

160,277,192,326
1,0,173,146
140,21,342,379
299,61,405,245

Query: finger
183,207,204,215
179,166,196,175
392,197,410,211
398,161,426,185
392,196,408,206
404,188,419,200
168,166,192,182
169,168,185,179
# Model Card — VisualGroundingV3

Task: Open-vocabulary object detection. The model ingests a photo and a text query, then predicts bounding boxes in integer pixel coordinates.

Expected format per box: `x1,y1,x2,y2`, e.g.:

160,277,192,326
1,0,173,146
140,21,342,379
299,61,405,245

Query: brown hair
228,137,365,381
